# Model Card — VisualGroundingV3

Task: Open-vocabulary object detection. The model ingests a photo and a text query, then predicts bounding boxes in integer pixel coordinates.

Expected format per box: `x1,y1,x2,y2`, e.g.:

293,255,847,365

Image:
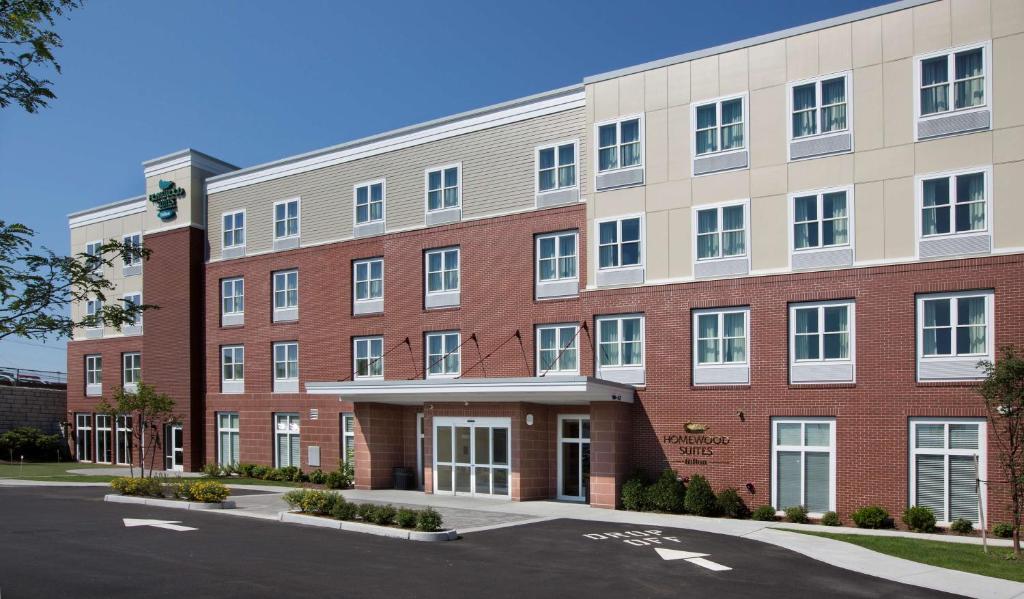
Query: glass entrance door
164,424,184,471
558,415,590,501
434,417,510,497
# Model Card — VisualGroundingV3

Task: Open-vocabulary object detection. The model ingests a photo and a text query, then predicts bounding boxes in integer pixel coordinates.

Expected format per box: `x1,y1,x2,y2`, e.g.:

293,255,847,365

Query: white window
695,203,747,261
122,353,141,390
597,217,642,269
426,164,460,211
222,278,244,316
791,301,854,362
274,413,301,468
354,180,385,224
115,415,132,465
217,412,240,467
536,231,577,282
85,298,103,329
919,169,989,239
354,336,383,379
597,315,644,368
85,241,102,272
273,342,298,384
792,189,852,251
910,419,985,524
342,413,356,463
694,309,748,365
223,211,245,248
273,270,298,311
425,247,459,293
693,95,746,156
596,117,642,172
123,293,142,326
221,345,244,390
790,74,850,139
537,141,577,192
95,414,112,464
75,414,93,462
273,198,300,240
772,418,835,515
917,291,993,381
85,355,102,395
122,233,142,268
536,324,579,375
917,44,988,118
354,258,383,302
425,331,460,378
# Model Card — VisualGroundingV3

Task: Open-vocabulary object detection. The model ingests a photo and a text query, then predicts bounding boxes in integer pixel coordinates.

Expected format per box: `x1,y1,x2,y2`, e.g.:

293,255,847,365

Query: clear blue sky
0,0,888,371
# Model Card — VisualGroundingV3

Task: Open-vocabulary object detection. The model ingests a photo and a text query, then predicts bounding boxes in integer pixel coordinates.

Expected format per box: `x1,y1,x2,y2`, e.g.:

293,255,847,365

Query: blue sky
0,0,888,371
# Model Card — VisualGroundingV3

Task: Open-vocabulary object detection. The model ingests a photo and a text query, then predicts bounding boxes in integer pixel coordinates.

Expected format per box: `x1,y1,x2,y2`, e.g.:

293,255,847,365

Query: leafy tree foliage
979,346,1024,556
0,0,83,113
96,383,179,478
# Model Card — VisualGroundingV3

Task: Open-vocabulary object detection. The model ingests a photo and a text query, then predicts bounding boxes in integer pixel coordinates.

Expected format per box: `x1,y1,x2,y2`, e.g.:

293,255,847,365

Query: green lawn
780,529,1024,582
0,462,304,488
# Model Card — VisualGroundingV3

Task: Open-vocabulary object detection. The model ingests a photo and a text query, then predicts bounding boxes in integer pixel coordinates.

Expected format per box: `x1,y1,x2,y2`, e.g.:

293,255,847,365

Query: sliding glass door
434,417,510,498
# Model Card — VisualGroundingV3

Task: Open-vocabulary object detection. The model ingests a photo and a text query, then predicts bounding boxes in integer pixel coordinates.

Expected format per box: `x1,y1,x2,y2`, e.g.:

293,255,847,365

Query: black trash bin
393,467,412,490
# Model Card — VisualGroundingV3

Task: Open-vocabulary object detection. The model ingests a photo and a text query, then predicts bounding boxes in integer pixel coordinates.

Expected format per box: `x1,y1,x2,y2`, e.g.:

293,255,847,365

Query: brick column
589,401,632,509
353,403,404,489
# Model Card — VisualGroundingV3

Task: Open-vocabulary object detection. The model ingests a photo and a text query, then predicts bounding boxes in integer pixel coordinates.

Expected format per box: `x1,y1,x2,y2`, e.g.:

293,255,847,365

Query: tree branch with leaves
96,382,178,478
0,0,83,113
979,345,1024,557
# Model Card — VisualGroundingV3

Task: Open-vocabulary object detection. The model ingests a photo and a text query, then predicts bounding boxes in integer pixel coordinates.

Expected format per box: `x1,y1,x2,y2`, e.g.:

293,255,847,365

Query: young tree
0,221,154,341
95,382,179,478
0,0,83,113
979,346,1024,556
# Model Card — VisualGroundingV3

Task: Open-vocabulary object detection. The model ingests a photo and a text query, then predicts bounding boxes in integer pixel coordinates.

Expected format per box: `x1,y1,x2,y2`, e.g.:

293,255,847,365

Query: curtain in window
794,309,819,360
559,235,576,278
695,105,717,154
599,323,619,366
956,297,986,354
721,205,745,256
777,451,802,510
427,171,442,210
954,49,984,109
444,251,459,289
723,312,745,362
822,192,848,246
558,144,575,187
820,78,846,132
620,120,641,167
923,299,952,355
621,318,642,365
539,329,557,370
598,124,618,170
369,184,383,220
538,238,556,280
598,222,618,267
620,218,641,266
696,210,719,259
922,179,950,235
823,306,848,359
559,328,577,371
697,314,719,363
916,454,946,520
794,196,818,249
921,57,949,115
538,148,556,191
369,261,382,297
443,168,459,208
444,341,460,374
949,456,979,521
720,99,743,150
955,173,985,232
792,84,816,137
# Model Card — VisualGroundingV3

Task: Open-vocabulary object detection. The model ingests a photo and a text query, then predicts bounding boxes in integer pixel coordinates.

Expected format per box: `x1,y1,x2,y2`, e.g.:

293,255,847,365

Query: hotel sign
662,423,731,466
149,180,185,221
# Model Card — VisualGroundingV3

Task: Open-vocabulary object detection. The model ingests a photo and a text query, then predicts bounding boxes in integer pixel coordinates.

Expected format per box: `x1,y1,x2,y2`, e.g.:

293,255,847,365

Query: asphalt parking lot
0,487,958,598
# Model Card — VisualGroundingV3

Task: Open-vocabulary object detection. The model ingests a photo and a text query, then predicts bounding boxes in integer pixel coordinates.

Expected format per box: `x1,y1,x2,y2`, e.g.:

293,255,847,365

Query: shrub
851,505,891,529
302,490,337,515
646,468,686,513
416,507,444,532
263,468,286,481
308,469,327,485
821,511,841,527
684,474,719,517
283,489,308,510
902,506,936,533
111,476,165,497
250,465,270,480
395,508,418,528
325,462,354,490
220,462,237,477
185,480,230,503
202,463,223,478
237,463,257,478
717,488,749,519
369,504,397,526
949,518,974,535
994,523,1014,538
356,503,376,521
0,426,64,461
751,505,777,521
621,477,650,512
330,498,358,520
784,505,809,524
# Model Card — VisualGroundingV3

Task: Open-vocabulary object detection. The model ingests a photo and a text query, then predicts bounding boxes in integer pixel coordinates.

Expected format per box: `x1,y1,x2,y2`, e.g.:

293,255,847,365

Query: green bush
249,465,270,479
751,505,777,521
949,518,974,535
416,507,444,532
325,461,354,489
283,489,307,510
851,505,891,529
330,498,358,520
185,480,230,503
0,426,64,461
716,488,749,519
621,477,650,511
303,490,338,515
902,506,936,533
784,505,809,524
646,468,686,513
994,523,1014,538
202,463,223,478
308,469,327,485
237,463,257,478
821,511,841,527
356,503,376,521
395,508,418,528
683,474,719,517
369,504,397,526
110,476,165,497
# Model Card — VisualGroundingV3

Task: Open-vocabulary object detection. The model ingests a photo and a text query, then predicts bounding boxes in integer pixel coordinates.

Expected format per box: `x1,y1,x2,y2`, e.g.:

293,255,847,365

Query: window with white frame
537,231,577,282
354,258,383,302
597,117,642,172
115,415,132,465
273,199,300,239
792,301,853,363
772,418,835,514
95,414,112,464
598,217,642,269
921,170,987,238
122,352,141,388
911,419,984,523
425,332,460,378
354,336,383,379
342,413,355,464
425,248,459,293
123,293,142,326
696,204,746,260
793,190,850,250
273,342,298,383
536,324,579,375
217,412,240,467
597,315,644,368
85,241,102,272
694,309,748,365
791,75,848,139
85,298,103,328
222,278,244,316
75,413,93,461
538,142,577,191
274,413,301,468
919,46,986,117
694,96,745,155
85,355,102,390
273,270,298,311
223,211,245,248
221,345,244,385
355,180,384,224
918,291,992,359
122,233,142,268
426,165,460,211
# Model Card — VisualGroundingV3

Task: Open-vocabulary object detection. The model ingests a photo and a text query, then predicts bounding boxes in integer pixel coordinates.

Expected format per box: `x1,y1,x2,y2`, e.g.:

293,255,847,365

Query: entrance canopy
304,376,635,406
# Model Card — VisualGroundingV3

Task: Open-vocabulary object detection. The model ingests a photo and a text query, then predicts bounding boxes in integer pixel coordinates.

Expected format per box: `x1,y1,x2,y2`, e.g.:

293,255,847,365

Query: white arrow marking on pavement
123,518,197,532
655,547,732,571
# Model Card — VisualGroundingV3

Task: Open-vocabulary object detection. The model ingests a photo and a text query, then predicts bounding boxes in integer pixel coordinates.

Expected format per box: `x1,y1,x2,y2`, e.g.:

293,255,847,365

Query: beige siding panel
854,181,885,262
749,85,786,168
993,160,1024,248
819,23,853,75
883,177,916,259
666,105,691,181
594,79,620,123
748,39,787,90
593,186,645,219
994,126,1024,163
618,73,645,116
644,68,668,111
668,208,692,279
645,210,670,281
646,180,691,213
855,145,915,183
913,0,952,54
750,165,788,199
883,59,914,147
854,65,885,151
951,0,991,45
666,62,691,108
645,108,669,185
787,32,819,81
852,16,884,67
994,34,1024,129
882,8,915,61
691,170,750,206
789,154,854,192
915,131,992,173
750,194,788,271
690,56,719,103
719,48,749,96
992,0,1024,38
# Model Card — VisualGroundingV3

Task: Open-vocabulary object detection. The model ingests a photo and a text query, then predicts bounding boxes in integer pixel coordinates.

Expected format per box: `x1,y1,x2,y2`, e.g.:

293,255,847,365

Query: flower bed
109,476,232,508
282,489,448,538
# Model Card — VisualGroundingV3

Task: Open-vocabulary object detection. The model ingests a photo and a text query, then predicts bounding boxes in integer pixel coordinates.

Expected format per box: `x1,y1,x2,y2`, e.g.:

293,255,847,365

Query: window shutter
804,452,830,513
219,432,229,465
277,434,289,467
949,455,979,522
915,454,946,521
290,434,300,468
231,432,240,465
777,451,802,509
916,424,945,449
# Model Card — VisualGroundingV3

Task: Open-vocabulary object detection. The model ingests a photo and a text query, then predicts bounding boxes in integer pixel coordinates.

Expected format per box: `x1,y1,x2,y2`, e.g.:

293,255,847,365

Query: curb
280,511,457,541
104,494,236,510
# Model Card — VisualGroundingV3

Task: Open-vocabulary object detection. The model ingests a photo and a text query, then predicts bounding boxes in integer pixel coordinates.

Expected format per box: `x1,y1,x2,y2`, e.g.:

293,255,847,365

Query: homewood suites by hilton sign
662,423,731,466
149,180,185,220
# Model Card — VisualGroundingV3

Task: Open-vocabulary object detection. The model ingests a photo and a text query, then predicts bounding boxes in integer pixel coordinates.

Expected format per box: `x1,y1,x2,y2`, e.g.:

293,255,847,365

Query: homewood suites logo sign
662,422,731,466
149,180,185,221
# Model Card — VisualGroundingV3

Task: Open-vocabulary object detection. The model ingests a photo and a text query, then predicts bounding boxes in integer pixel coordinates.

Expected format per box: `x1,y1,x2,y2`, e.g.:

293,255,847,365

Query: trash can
393,467,412,490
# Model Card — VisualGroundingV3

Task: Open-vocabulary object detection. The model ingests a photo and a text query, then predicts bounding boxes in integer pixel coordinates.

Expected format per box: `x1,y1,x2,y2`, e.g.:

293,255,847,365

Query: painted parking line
123,518,197,531
583,529,733,572
655,548,732,571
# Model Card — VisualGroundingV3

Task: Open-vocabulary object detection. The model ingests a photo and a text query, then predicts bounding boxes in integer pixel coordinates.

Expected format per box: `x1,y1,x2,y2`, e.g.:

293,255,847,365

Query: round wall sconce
526,413,534,426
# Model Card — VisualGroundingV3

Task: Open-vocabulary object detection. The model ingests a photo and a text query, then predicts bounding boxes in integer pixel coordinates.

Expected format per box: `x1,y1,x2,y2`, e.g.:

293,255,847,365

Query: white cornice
143,149,238,178
67,196,147,229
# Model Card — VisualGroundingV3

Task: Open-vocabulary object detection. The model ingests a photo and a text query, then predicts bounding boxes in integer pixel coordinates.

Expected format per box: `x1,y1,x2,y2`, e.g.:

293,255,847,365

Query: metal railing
0,367,68,389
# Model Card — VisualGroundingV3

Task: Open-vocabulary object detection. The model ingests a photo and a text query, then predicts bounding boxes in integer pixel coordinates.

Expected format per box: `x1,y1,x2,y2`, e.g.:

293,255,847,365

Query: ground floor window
434,417,509,497
75,413,92,462
218,412,240,466
115,415,132,465
772,417,835,514
910,419,985,523
94,415,112,464
274,413,300,468
342,413,355,464
558,415,590,501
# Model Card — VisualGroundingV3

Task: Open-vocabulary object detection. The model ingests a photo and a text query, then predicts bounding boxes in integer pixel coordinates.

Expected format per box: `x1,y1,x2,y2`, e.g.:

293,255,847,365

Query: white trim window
85,240,103,272
789,300,855,384
122,233,142,268
425,331,460,378
222,210,245,249
217,412,240,467
342,413,356,463
354,258,383,302
123,293,142,327
596,117,642,172
694,308,748,366
772,418,836,515
95,414,113,464
917,291,993,381
425,247,459,293
537,141,578,192
354,336,384,379
221,345,244,392
122,352,141,391
910,419,986,524
355,180,385,224
274,413,301,468
792,188,852,251
426,164,460,211
597,216,642,269
85,298,103,329
222,278,244,317
790,74,850,139
85,355,102,395
919,169,989,239
597,315,644,369
537,231,578,282
695,202,747,261
693,95,746,156
917,44,988,118
75,413,93,462
273,198,300,240
273,270,298,312
115,415,132,466
273,342,299,389
536,324,579,375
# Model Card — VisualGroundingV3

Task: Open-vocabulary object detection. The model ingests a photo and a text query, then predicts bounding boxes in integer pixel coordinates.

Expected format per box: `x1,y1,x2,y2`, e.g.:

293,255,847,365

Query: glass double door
164,424,184,471
434,417,510,497
558,415,590,502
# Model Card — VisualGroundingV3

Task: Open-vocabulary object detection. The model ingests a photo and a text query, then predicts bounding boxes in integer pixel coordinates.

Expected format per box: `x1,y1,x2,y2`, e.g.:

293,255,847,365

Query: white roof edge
305,375,636,394
67,195,147,228
583,0,938,84
143,148,239,178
